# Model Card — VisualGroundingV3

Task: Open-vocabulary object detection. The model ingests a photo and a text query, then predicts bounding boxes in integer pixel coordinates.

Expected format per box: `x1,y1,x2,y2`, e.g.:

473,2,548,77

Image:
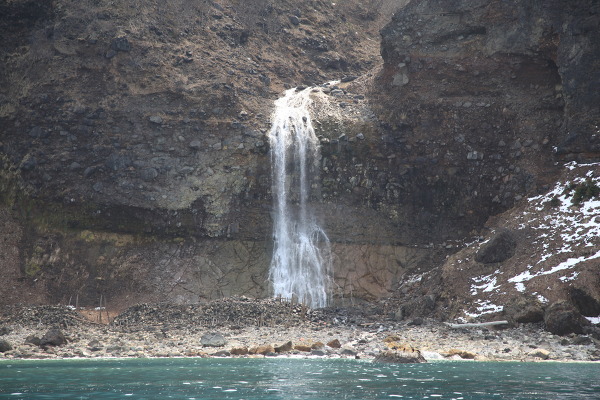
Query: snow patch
465,300,504,318
509,250,600,288
470,271,501,295
510,163,600,289
585,316,600,325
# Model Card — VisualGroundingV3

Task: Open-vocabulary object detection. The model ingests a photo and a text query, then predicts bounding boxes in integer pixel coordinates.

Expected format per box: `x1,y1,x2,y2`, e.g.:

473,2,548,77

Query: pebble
149,116,163,124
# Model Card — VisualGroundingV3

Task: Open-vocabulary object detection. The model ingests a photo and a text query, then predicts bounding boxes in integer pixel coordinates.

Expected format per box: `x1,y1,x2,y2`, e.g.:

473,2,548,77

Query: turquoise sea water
1,358,599,400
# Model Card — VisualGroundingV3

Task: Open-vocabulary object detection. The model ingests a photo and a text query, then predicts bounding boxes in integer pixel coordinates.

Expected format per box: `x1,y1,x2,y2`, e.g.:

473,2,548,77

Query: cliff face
373,0,599,243
380,0,600,159
0,0,410,308
374,0,600,322
1,0,598,317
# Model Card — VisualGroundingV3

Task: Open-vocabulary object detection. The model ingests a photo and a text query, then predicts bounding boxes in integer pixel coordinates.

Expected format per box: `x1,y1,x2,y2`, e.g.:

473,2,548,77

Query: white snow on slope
464,162,599,317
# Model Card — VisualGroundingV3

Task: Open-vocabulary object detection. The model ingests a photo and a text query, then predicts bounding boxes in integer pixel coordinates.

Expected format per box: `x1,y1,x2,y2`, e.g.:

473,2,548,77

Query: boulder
383,335,401,343
445,349,477,359
327,339,341,348
40,329,66,347
311,341,325,350
504,296,544,323
110,36,131,52
148,115,163,124
528,348,550,360
87,339,103,352
294,344,312,352
249,344,274,355
139,167,158,181
399,295,437,319
544,302,590,336
274,341,293,353
0,339,13,353
201,332,227,347
188,140,202,150
0,326,11,336
475,229,517,264
373,349,426,364
230,347,249,356
571,335,593,345
25,335,41,346
340,348,358,356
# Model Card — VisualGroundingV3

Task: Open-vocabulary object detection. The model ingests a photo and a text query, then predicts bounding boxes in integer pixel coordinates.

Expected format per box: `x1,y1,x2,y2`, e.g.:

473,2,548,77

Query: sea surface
1,358,599,399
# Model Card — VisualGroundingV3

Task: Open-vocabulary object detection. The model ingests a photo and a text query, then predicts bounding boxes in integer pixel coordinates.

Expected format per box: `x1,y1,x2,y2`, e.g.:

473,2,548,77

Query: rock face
0,0,598,318
379,0,600,161
374,0,600,323
0,0,413,309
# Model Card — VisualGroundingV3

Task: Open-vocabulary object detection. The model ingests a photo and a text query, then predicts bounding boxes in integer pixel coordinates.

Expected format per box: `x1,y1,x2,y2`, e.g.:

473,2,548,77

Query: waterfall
268,87,332,309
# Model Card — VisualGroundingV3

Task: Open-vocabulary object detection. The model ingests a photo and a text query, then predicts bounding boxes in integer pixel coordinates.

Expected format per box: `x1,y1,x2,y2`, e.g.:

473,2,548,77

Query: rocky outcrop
544,302,590,336
475,229,517,264
569,288,600,318
504,297,544,324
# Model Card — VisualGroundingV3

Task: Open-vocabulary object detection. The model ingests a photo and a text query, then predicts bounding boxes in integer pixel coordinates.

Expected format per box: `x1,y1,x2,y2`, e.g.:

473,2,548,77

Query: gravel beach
1,298,598,362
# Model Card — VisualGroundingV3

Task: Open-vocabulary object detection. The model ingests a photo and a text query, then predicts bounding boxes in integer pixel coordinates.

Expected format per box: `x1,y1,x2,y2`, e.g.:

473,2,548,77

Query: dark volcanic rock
110,36,131,52
40,328,66,347
111,298,313,331
1,306,90,328
0,339,12,353
25,335,42,346
544,302,590,336
504,297,544,324
475,230,517,264
569,288,600,317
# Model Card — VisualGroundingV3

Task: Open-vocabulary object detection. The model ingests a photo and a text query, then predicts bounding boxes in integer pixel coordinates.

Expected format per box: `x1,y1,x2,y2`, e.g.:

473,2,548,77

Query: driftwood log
445,320,509,329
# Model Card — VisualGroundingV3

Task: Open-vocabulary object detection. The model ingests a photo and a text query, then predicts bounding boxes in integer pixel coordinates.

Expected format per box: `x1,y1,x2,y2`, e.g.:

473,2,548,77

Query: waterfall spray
268,87,332,308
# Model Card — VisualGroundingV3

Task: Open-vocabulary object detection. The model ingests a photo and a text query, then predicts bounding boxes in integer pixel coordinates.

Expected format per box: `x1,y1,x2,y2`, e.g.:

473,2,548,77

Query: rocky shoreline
1,299,599,362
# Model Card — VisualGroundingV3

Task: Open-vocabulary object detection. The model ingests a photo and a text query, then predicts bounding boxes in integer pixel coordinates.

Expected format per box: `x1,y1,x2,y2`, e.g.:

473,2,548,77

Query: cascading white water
268,86,332,309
